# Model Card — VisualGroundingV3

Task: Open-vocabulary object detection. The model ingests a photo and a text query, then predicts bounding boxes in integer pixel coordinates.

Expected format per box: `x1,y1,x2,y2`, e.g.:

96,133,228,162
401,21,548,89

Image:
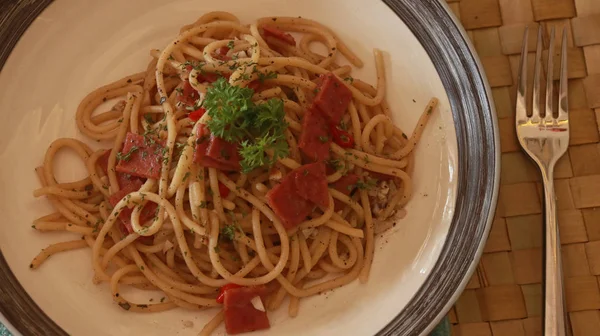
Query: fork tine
544,27,556,124
558,28,568,121
516,26,529,124
532,25,543,122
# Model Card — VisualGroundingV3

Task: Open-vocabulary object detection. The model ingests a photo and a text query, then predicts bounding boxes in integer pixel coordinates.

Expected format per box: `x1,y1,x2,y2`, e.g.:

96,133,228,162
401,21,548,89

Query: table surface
446,0,600,335
0,317,451,336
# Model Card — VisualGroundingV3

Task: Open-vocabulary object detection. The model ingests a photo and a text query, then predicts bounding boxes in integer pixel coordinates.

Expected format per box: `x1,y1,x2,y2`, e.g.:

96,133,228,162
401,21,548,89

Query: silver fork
515,26,569,336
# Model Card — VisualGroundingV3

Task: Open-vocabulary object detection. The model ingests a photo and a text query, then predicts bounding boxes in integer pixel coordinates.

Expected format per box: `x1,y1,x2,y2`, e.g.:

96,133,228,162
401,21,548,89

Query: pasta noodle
30,12,437,335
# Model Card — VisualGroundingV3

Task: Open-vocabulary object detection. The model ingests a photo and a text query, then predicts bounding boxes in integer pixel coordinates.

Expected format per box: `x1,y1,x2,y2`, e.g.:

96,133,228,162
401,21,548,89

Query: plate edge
0,1,66,336
377,0,499,335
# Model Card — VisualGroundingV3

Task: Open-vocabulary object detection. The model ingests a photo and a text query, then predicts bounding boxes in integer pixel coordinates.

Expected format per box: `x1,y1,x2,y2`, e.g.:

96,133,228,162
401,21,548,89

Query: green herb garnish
203,78,289,173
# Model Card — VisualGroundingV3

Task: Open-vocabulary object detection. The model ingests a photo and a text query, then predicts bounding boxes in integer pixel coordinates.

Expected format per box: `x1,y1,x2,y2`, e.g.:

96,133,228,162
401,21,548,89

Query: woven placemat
446,0,600,335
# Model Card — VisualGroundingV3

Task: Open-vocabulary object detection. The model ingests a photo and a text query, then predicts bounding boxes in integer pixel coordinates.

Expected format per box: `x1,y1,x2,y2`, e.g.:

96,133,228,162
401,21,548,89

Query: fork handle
542,169,567,336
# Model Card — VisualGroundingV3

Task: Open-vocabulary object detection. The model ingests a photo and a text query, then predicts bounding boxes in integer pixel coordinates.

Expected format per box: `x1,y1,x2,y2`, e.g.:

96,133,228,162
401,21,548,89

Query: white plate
0,0,498,335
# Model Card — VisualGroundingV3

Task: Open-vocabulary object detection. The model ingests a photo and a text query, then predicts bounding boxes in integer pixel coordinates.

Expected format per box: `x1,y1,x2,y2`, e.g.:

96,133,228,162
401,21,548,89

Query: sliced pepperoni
298,107,331,162
313,72,352,125
266,173,314,230
97,149,145,190
193,125,241,172
205,135,241,171
223,286,271,335
116,173,144,192
115,132,164,180
107,179,144,209
200,156,241,172
107,179,157,235
292,162,329,209
267,163,331,229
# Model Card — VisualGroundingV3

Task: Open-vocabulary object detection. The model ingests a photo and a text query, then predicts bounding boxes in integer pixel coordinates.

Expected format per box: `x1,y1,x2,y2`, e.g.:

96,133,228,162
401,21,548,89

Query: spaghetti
31,12,437,335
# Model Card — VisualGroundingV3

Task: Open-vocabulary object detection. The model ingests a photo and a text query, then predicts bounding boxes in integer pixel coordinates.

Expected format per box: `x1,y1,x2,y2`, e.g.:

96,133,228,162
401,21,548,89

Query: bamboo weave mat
445,0,600,335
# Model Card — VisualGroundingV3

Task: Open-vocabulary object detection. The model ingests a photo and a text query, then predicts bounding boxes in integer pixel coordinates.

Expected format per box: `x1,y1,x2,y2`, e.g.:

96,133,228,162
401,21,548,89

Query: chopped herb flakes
116,146,139,162
327,159,344,171
257,71,278,83
220,224,237,240
354,178,378,190
144,113,154,124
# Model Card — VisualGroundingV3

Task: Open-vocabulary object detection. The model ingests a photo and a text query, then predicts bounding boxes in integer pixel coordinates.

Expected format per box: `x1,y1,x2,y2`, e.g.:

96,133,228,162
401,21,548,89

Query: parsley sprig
203,78,289,173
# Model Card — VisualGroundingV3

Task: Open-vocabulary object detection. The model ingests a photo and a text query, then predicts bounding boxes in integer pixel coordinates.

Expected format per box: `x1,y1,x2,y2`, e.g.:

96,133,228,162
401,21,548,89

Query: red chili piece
246,80,260,91
188,108,206,122
330,125,355,148
214,46,232,61
216,283,243,303
185,65,228,83
219,182,230,198
218,46,230,56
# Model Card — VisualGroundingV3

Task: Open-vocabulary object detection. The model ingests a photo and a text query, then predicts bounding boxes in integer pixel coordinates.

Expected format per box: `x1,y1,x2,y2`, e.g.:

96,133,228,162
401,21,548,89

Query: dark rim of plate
0,1,498,335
